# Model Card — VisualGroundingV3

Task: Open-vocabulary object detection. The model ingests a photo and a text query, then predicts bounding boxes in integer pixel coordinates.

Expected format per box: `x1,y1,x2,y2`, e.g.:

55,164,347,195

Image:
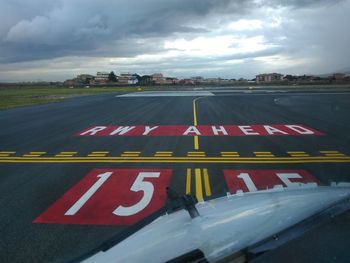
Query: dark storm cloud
1,0,337,63
0,0,255,63
0,0,349,81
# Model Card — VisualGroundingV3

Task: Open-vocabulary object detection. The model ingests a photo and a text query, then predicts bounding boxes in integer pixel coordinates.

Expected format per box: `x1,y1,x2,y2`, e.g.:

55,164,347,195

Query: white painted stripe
65,172,112,216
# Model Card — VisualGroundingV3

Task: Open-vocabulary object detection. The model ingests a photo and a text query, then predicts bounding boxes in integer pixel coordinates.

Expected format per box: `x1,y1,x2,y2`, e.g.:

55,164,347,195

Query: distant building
333,73,346,80
63,79,76,86
151,73,164,84
77,74,94,84
118,73,133,84
94,72,109,84
256,73,283,83
191,76,204,84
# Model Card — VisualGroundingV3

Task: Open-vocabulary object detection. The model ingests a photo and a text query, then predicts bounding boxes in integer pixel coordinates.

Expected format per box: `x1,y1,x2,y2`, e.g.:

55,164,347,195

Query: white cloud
227,19,263,31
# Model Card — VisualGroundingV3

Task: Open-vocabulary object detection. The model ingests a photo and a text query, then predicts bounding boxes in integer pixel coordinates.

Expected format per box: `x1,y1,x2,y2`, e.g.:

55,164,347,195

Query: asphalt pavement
0,88,350,263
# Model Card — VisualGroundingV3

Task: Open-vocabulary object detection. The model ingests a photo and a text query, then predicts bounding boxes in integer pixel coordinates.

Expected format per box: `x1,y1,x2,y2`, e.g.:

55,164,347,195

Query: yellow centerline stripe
186,168,191,195
203,168,212,197
193,98,200,150
195,168,203,202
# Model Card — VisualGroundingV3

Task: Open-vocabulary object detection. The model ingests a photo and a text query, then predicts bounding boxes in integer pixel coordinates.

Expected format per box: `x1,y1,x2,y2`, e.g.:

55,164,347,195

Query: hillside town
63,72,350,87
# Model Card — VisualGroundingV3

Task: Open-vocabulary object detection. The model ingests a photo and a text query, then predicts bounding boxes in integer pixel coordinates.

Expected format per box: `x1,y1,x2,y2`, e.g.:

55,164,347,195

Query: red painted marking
76,124,324,137
34,169,172,225
224,169,320,193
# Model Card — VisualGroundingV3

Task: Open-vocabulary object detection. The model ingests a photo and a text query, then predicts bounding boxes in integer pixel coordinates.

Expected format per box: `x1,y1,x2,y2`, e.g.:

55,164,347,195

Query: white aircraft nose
82,184,350,263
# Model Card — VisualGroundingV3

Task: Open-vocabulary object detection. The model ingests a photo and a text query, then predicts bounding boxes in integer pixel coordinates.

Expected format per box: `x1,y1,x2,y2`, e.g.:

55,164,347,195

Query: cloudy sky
0,0,349,81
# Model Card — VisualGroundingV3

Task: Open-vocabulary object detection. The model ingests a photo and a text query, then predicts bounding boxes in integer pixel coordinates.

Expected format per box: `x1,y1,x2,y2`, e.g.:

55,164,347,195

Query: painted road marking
1,156,350,163
224,170,319,194
88,151,109,157
254,151,275,157
287,151,310,157
187,151,206,157
56,152,78,157
195,168,203,202
192,97,203,150
0,152,16,157
203,168,212,197
121,151,141,157
186,168,212,201
221,152,240,157
77,124,324,137
34,169,173,225
154,151,173,157
320,151,345,157
23,152,46,157
186,168,191,195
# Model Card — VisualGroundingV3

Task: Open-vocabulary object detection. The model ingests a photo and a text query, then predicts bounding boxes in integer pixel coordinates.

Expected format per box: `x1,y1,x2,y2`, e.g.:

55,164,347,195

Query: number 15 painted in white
113,172,161,216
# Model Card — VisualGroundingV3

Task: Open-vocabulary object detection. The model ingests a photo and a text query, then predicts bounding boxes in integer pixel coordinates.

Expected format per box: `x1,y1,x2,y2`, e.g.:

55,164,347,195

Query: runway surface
0,88,349,262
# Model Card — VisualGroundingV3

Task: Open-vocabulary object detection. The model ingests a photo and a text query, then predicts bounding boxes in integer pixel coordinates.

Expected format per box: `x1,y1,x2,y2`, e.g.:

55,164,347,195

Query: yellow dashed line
323,153,345,157
88,151,109,157
56,152,78,157
254,151,275,157
0,151,16,157
186,168,191,195
188,153,206,157
121,155,141,157
23,152,46,157
154,151,173,157
287,151,310,157
221,152,240,158
319,151,345,157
